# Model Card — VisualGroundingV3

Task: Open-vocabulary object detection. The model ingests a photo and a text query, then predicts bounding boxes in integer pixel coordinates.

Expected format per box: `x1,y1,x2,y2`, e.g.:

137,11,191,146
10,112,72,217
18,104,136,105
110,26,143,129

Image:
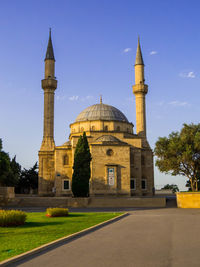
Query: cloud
56,95,66,101
68,95,94,102
123,48,132,53
150,51,157,55
69,95,79,101
187,71,195,78
168,101,189,107
179,71,195,78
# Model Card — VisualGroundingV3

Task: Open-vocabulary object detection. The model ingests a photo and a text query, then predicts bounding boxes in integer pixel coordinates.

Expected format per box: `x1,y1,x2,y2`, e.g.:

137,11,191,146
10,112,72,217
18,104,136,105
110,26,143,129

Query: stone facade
38,33,154,197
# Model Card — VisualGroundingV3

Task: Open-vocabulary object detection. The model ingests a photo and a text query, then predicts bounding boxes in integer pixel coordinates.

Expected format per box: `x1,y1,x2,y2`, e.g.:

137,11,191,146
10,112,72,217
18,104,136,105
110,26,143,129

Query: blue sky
0,0,200,190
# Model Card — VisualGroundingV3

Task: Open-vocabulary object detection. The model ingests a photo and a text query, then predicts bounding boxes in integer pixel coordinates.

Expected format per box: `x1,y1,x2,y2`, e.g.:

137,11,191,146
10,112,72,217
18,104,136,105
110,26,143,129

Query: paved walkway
11,208,200,267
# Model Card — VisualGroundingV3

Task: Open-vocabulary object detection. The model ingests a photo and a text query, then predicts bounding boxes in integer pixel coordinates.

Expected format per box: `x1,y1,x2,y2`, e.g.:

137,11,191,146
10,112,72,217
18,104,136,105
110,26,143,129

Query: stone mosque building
38,31,154,197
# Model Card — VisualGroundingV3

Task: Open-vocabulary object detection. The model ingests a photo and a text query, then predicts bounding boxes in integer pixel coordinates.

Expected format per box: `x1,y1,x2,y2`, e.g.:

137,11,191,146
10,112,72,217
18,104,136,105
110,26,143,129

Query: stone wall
2,196,166,208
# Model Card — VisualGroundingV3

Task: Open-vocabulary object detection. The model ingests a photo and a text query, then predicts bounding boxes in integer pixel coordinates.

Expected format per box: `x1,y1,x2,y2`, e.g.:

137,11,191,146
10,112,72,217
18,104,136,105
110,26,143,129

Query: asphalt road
9,208,200,267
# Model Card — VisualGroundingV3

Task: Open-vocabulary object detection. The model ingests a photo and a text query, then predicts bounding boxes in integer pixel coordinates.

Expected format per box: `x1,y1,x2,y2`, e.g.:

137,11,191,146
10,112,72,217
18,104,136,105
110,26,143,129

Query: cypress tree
72,132,92,197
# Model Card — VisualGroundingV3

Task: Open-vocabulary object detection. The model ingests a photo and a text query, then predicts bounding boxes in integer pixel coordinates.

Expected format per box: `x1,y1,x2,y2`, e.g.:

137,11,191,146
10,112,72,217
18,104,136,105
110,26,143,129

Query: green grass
0,212,122,262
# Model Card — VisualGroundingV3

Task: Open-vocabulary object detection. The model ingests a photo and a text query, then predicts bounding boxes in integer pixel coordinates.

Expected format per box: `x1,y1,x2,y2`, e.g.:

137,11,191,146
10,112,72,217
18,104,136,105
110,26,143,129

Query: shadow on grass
23,221,64,227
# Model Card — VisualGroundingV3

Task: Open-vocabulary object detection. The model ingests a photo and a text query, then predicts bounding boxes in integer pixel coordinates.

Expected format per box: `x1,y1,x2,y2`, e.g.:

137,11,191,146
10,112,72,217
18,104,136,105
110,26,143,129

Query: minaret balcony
132,84,148,95
42,78,57,90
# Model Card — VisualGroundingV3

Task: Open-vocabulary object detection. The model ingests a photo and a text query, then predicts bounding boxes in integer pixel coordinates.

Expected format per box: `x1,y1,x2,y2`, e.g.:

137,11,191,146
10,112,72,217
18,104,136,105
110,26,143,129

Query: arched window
63,155,69,165
116,126,120,131
104,125,108,131
80,127,84,132
91,126,95,131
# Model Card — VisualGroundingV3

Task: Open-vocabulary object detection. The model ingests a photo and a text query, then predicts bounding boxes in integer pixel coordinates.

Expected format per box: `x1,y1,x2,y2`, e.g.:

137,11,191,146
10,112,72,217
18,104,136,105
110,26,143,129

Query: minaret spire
133,37,148,138
45,28,55,61
135,36,144,66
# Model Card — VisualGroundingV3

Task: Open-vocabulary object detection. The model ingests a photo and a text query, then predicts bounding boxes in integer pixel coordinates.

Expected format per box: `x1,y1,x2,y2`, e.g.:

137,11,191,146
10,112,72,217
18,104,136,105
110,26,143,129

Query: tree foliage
0,139,21,187
16,163,38,194
161,184,179,193
0,138,38,193
155,123,200,191
72,132,92,197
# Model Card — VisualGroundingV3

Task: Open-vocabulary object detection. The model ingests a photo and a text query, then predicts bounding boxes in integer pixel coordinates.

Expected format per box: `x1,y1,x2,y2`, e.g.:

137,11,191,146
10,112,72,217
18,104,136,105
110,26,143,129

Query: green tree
0,139,21,187
72,132,92,197
161,184,179,193
155,123,200,192
16,163,38,193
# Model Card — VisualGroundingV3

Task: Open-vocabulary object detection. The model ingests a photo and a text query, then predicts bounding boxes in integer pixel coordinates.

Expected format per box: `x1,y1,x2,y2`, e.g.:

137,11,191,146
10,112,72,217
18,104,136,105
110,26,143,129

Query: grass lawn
0,212,122,262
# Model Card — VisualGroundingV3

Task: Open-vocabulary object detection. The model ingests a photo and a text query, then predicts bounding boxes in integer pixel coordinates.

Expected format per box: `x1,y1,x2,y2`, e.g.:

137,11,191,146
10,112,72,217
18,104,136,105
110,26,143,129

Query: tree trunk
195,179,198,191
190,178,194,192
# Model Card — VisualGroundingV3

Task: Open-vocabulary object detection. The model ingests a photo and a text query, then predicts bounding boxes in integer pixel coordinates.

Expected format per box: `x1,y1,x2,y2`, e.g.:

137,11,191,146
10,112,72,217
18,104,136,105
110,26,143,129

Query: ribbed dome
95,135,121,142
75,104,128,122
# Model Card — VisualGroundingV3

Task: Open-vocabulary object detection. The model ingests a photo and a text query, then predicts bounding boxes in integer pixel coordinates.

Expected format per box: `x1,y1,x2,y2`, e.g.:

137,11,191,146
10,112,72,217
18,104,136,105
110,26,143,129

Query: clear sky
0,0,200,191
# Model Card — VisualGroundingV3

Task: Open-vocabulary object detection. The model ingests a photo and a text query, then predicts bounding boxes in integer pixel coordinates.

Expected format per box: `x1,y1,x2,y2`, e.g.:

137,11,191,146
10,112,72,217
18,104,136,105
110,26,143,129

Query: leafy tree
7,156,21,186
16,163,38,194
155,123,200,192
161,184,179,193
0,139,21,187
72,132,92,197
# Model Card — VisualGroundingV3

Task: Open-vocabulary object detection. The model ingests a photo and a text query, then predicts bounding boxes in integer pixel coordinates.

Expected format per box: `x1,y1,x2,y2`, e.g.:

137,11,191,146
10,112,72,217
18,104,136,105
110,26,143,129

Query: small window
116,126,120,131
130,179,136,190
141,155,145,166
104,125,108,131
63,180,70,190
141,179,147,190
107,149,114,156
91,126,95,131
63,155,69,165
127,128,129,133
80,127,84,132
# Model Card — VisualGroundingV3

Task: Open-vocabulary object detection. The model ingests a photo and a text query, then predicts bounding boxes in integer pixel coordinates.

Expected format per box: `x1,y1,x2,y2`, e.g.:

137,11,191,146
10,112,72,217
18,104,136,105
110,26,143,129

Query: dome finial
100,95,102,104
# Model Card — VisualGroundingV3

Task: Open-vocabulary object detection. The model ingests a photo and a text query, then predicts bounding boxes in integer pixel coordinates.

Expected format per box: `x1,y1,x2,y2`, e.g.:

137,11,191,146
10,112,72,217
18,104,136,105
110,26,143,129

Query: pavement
6,208,200,267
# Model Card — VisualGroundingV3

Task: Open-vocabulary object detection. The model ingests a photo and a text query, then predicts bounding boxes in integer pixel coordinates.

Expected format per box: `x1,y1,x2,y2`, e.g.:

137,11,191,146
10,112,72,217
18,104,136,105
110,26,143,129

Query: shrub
0,210,27,227
46,208,69,217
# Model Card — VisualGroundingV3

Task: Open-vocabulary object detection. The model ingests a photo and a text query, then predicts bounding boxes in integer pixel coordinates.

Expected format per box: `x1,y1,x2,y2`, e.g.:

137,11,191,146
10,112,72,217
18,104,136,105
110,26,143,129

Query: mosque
38,31,154,197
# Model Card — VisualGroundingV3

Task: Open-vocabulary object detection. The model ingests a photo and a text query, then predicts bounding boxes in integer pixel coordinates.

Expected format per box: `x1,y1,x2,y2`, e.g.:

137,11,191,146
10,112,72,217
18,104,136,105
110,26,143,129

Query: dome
75,103,129,122
95,135,121,142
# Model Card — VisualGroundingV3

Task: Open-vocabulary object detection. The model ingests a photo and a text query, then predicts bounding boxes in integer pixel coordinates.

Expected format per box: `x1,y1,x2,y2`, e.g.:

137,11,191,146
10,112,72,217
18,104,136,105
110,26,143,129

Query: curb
0,212,128,266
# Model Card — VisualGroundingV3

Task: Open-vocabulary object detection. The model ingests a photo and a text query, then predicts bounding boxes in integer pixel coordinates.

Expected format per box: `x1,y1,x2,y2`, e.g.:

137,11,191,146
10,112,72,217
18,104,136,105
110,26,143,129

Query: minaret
40,29,57,151
132,37,148,138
